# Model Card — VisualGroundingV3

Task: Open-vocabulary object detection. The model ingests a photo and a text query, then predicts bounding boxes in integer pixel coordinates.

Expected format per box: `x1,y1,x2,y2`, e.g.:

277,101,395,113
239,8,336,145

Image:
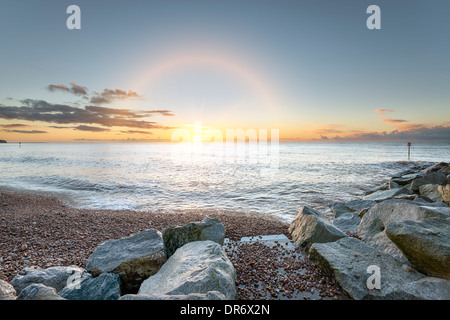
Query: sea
0,142,448,221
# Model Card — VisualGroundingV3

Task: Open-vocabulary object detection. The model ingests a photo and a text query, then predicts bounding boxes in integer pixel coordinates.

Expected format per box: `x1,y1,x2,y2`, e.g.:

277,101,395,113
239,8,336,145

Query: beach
0,187,343,300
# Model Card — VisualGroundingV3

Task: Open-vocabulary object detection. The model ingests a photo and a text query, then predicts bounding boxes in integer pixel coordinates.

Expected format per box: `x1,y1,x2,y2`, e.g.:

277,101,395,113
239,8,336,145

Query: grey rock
119,291,225,300
16,283,65,300
357,199,450,261
163,217,225,257
308,237,450,300
423,162,449,174
86,229,167,293
438,184,450,205
438,166,450,173
138,241,236,299
0,279,17,300
59,273,121,300
10,265,88,294
362,187,413,202
391,173,423,186
288,206,347,248
411,172,448,192
388,180,401,189
363,183,389,196
419,184,444,202
386,217,450,279
333,212,361,234
329,200,377,218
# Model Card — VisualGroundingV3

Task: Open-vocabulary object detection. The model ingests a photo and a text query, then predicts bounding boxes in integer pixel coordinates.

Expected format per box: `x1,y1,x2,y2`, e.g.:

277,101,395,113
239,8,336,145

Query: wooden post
407,142,411,160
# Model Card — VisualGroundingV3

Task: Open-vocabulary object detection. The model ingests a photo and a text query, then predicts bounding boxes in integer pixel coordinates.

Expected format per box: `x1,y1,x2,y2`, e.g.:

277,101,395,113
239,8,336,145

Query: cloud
69,82,88,96
75,125,110,132
0,123,30,128
120,130,154,135
381,118,409,123
2,129,47,134
327,125,450,142
90,88,141,104
374,109,394,116
0,99,175,130
47,82,87,96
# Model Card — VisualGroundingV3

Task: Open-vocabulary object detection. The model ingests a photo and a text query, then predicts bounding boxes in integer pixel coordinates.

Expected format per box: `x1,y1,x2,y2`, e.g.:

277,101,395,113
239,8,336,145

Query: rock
10,265,88,294
363,183,389,196
138,241,236,299
329,200,377,218
439,166,450,173
16,283,65,300
162,217,225,257
388,180,400,189
419,184,444,202
394,194,431,202
59,273,121,300
308,237,450,300
362,187,412,202
357,199,450,261
333,212,361,234
385,217,450,279
390,173,423,186
288,206,347,248
119,291,225,300
423,162,449,174
410,172,448,192
85,229,167,293
0,280,17,300
438,184,450,205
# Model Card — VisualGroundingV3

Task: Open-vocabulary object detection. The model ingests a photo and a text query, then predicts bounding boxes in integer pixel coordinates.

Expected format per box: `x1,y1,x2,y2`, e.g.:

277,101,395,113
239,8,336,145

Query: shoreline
0,186,346,300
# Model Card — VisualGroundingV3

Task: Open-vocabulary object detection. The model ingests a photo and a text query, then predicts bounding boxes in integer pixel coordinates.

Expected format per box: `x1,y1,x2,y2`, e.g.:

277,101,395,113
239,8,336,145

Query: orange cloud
374,109,394,116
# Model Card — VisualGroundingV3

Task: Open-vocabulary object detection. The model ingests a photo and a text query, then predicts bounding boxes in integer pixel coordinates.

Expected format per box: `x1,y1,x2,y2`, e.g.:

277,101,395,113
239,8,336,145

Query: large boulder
410,172,448,192
85,229,167,293
357,200,450,261
419,184,444,202
438,184,450,205
138,241,236,299
362,187,412,202
59,273,121,300
162,217,225,257
329,200,377,218
119,291,225,300
386,217,450,279
16,283,65,300
10,265,87,294
0,280,17,300
423,162,449,174
333,212,361,234
309,237,450,300
288,206,347,248
390,173,423,186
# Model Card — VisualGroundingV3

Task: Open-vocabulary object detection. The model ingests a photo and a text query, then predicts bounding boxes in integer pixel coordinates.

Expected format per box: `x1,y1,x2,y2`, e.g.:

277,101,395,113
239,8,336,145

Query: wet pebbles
0,189,343,300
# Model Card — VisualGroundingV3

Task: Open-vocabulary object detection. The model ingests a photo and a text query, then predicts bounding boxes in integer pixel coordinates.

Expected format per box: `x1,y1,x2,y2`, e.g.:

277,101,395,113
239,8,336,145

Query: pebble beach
0,187,343,300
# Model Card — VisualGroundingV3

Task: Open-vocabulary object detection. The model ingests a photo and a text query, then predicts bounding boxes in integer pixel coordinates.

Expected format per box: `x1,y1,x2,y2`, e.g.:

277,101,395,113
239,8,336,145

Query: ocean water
0,142,448,221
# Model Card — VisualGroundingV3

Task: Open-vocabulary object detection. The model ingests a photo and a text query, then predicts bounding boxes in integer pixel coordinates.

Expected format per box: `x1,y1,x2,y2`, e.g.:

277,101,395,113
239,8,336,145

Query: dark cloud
120,130,154,135
90,89,140,104
75,125,110,132
329,125,450,142
381,118,409,123
0,123,29,128
0,100,174,130
2,129,47,134
47,82,88,96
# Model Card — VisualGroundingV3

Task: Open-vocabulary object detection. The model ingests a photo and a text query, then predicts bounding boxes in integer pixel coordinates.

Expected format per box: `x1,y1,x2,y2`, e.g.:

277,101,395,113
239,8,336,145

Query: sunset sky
0,0,449,142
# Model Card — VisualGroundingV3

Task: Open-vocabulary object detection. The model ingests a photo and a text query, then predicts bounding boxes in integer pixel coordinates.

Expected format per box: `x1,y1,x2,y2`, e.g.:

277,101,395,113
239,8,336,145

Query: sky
0,0,449,142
